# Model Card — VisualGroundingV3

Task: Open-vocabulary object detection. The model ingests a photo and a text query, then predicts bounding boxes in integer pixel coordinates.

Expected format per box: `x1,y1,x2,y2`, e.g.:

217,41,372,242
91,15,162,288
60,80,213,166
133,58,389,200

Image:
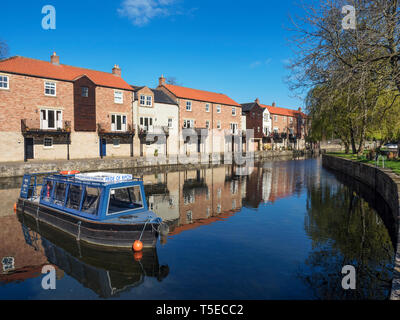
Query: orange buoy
132,240,143,252
134,251,143,261
13,203,17,213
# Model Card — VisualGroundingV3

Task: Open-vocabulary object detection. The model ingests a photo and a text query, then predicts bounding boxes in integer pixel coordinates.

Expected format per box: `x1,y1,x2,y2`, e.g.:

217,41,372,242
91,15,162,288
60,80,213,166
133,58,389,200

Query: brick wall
95,86,133,132
0,73,74,132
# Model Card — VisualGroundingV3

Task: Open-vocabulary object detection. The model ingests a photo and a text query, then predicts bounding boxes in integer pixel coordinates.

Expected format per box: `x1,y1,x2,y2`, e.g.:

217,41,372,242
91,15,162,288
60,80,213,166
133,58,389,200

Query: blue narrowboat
16,172,166,249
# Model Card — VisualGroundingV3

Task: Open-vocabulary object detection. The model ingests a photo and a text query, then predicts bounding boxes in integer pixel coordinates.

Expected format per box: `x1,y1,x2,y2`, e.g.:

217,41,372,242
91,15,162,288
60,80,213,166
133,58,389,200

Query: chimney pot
50,52,60,65
272,102,276,107
159,75,166,87
112,64,121,77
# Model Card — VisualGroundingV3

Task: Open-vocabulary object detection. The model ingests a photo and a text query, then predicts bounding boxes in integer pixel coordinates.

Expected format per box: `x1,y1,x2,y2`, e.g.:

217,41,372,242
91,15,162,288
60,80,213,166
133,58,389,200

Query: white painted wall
133,100,179,156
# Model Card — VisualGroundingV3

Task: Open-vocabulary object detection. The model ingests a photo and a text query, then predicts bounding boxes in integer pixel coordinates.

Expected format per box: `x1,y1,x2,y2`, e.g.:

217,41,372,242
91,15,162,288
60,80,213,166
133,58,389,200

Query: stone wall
322,154,400,300
0,150,310,178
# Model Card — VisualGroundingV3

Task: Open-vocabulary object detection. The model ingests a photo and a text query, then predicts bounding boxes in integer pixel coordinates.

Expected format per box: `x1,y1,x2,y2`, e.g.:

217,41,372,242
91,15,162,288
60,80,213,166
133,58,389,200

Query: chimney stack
112,64,121,77
159,75,166,86
255,98,260,104
50,52,59,65
272,102,276,107
298,107,302,112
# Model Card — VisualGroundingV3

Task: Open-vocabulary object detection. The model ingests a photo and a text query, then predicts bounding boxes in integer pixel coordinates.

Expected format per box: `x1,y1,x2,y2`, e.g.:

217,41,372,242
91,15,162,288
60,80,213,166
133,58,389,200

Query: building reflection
0,161,305,293
138,162,308,237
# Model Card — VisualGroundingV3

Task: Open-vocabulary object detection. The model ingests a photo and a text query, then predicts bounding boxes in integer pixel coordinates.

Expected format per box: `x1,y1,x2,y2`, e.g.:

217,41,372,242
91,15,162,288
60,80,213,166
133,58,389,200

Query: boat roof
44,172,143,187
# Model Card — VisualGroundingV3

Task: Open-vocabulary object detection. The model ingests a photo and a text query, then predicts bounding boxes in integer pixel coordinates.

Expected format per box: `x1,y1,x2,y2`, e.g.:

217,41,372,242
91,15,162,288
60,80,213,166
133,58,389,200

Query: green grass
327,151,400,176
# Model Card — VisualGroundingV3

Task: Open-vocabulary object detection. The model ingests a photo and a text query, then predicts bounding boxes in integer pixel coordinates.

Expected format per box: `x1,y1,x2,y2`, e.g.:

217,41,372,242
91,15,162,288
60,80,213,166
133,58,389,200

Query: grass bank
327,152,400,176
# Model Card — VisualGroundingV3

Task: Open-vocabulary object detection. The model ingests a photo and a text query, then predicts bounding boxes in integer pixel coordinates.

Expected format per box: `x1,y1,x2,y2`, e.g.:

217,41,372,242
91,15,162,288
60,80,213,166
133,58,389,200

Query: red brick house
241,98,272,151
0,53,134,162
157,76,242,155
241,99,309,150
266,103,309,148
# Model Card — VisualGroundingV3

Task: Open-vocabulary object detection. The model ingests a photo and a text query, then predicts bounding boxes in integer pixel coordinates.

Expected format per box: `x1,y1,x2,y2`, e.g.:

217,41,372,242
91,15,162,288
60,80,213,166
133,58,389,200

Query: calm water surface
0,158,395,300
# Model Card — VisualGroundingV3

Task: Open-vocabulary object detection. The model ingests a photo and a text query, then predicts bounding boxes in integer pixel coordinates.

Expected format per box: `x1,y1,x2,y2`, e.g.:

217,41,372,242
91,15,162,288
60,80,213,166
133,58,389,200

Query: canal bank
322,154,400,300
0,150,314,178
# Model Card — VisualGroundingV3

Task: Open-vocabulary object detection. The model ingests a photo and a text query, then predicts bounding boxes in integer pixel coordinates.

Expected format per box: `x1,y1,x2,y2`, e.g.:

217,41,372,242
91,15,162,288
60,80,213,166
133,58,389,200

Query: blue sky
0,0,306,109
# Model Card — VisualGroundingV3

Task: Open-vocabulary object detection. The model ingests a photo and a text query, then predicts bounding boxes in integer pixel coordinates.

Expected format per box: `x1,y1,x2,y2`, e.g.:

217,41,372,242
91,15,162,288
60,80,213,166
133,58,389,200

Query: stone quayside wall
0,150,310,178
322,154,400,300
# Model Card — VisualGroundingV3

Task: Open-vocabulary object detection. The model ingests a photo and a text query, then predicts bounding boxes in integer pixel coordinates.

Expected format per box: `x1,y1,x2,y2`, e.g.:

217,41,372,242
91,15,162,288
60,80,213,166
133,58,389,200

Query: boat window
107,186,143,215
66,185,83,211
82,187,101,215
53,183,67,206
41,180,54,202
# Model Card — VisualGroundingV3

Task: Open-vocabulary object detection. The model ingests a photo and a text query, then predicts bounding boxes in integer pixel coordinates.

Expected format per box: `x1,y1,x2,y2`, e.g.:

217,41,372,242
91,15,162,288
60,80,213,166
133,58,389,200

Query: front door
24,138,34,160
100,138,107,157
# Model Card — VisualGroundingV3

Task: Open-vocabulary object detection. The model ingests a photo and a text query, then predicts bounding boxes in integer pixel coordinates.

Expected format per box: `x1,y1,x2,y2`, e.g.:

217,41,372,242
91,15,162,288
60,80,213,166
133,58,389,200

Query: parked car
382,143,399,150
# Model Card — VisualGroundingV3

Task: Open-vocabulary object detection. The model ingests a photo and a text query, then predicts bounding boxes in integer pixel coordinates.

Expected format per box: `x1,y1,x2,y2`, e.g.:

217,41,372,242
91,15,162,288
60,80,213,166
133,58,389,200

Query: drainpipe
67,133,70,160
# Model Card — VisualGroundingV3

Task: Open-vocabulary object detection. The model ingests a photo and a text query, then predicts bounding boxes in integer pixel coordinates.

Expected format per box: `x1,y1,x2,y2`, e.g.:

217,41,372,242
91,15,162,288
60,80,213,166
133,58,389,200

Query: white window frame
230,123,238,134
217,121,221,130
44,81,56,96
140,95,146,106
205,103,210,112
274,115,278,122
232,107,236,116
114,90,123,104
205,120,210,129
40,109,63,130
216,105,221,113
168,118,173,128
146,96,153,107
111,114,127,132
0,75,9,90
139,117,154,132
43,137,53,149
186,101,192,112
183,119,194,129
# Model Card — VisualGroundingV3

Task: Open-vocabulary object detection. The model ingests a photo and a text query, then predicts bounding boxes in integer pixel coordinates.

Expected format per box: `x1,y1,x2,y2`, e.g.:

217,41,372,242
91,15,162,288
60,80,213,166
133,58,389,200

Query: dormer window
146,96,152,106
44,81,56,96
140,95,152,107
114,90,123,104
0,75,9,90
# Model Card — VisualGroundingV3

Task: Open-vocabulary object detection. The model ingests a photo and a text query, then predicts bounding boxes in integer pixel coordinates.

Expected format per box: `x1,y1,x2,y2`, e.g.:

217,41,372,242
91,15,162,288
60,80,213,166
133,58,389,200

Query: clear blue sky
0,0,307,109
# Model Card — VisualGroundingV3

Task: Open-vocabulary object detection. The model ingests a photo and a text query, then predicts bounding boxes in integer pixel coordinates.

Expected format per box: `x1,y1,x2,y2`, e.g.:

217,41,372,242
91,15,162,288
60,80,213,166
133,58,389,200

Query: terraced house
241,99,309,150
131,85,179,157
0,53,134,162
157,76,242,156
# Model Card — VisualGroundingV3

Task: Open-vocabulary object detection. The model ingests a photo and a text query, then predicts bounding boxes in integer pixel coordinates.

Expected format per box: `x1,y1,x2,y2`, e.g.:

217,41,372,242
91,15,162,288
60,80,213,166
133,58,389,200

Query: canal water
0,157,395,300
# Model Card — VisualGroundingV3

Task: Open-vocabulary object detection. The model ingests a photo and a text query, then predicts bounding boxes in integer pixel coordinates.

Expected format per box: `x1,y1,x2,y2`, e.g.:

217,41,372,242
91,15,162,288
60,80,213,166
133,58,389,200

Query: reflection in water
300,170,395,300
0,158,396,299
18,212,169,298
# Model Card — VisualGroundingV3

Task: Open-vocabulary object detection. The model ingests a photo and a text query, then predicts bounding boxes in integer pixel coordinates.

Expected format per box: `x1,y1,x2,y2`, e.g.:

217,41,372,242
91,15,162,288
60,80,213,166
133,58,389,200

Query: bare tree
287,0,400,153
166,76,181,86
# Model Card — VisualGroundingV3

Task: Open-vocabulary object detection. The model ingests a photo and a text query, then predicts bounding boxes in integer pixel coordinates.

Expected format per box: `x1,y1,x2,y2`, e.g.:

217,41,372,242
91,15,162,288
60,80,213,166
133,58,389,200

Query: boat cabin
32,172,149,221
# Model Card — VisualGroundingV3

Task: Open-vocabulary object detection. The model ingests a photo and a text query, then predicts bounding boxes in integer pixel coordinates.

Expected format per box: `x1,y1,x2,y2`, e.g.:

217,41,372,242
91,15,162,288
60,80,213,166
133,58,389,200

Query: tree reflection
300,181,395,300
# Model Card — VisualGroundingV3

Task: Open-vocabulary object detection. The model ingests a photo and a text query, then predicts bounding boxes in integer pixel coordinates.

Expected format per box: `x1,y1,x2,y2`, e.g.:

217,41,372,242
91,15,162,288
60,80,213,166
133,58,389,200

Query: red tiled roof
163,84,240,106
261,104,307,118
0,56,132,90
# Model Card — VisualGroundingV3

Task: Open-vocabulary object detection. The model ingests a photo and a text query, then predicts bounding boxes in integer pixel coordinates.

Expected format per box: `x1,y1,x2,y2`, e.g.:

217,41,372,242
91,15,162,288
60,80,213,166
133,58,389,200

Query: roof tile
163,84,240,106
0,56,132,90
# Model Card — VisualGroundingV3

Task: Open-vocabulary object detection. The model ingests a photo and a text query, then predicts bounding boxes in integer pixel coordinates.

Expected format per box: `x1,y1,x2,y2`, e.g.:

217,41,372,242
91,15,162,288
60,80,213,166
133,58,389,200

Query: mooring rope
139,219,151,242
